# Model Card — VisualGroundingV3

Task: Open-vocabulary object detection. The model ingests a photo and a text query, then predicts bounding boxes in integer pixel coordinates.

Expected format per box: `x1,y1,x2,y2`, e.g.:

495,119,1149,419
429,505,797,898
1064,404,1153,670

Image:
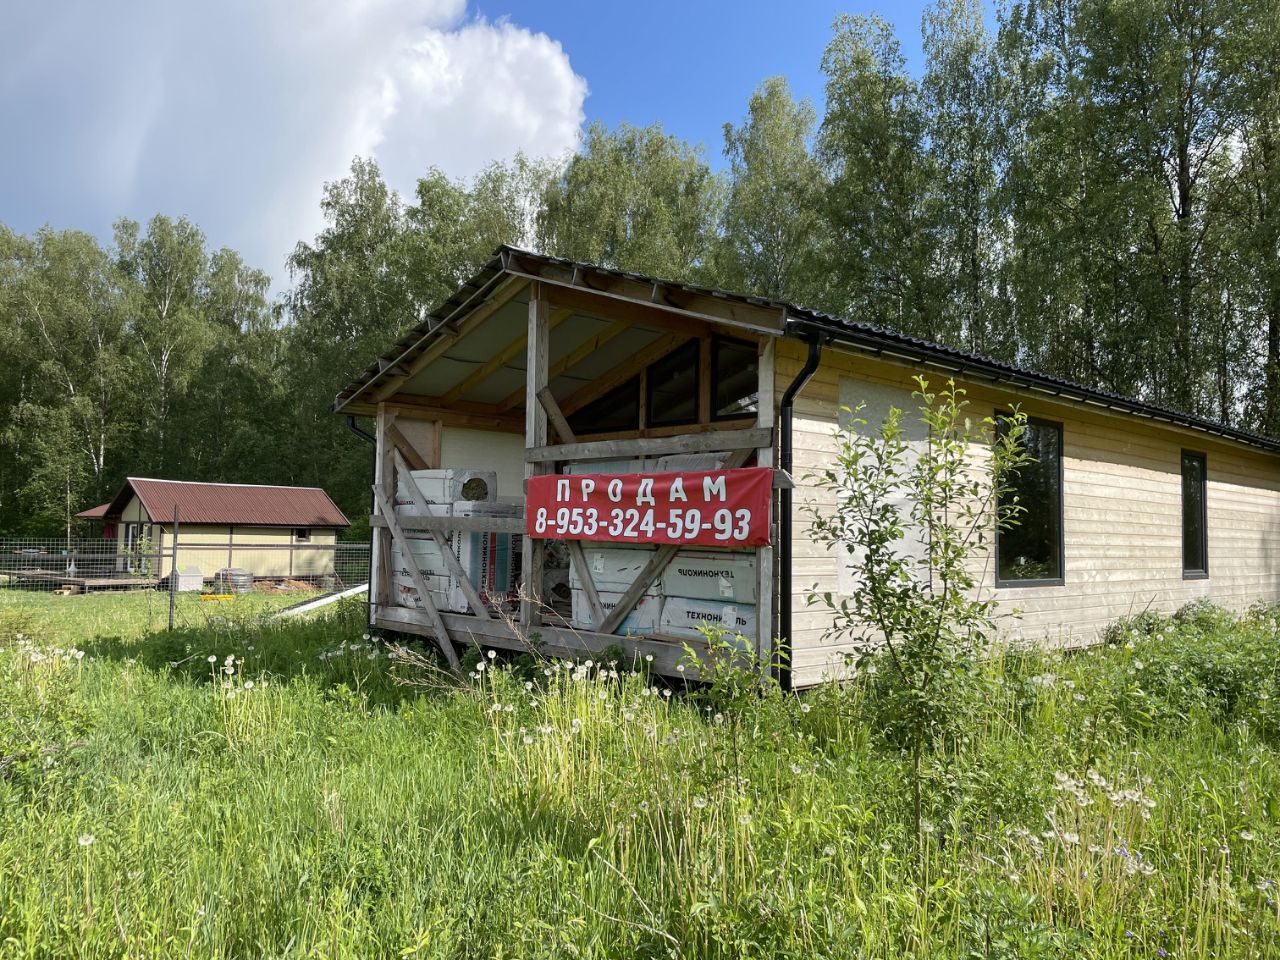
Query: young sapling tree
804,377,1031,854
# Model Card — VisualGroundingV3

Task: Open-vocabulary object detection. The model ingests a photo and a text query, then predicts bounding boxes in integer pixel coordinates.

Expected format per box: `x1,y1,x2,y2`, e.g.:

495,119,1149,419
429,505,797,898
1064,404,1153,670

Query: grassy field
1,592,1278,958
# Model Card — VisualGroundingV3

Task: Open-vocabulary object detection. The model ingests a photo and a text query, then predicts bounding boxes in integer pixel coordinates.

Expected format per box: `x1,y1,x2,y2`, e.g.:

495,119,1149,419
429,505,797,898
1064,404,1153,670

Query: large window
712,336,759,419
646,340,700,427
996,417,1064,586
567,376,641,436
1182,451,1208,578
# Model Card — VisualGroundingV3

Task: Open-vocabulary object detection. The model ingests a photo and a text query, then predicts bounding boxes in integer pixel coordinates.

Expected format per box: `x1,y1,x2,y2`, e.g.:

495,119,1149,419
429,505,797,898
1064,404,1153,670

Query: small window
568,375,640,436
294,528,311,543
996,417,1064,586
646,340,700,427
712,337,758,419
1181,451,1208,578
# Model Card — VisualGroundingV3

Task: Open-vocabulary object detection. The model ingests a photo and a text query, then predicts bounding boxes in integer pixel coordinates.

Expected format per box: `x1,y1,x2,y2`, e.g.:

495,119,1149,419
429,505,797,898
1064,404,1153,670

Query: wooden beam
536,386,575,445
370,514,525,534
393,450,491,621
439,308,572,407
372,484,462,672
374,605,709,679
566,541,605,628
560,332,693,417
522,282,550,628
373,275,526,402
498,319,631,411
525,428,772,463
698,336,712,424
561,417,757,444
511,260,785,336
597,544,680,636
381,398,523,433
386,421,429,471
371,405,395,612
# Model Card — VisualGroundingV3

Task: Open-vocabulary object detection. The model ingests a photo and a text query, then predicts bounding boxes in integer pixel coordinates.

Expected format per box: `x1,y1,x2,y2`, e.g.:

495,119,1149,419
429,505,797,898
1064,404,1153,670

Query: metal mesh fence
0,537,370,594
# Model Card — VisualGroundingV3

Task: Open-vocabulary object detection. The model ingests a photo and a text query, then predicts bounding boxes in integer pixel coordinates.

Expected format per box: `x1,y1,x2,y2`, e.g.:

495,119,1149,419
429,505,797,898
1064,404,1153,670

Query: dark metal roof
95,478,350,527
336,245,1280,457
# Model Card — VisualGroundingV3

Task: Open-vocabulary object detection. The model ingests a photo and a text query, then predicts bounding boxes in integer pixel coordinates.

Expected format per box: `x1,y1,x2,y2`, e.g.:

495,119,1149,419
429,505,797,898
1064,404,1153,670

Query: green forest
2,0,1277,538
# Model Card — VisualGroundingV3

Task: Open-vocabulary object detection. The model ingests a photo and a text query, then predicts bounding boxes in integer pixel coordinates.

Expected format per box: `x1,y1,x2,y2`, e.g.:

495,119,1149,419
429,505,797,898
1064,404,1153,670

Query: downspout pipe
776,330,825,691
346,415,376,446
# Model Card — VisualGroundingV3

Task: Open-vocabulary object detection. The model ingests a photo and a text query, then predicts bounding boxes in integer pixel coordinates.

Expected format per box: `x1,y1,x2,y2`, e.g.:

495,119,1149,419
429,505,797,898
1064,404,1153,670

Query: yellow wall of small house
778,339,1280,687
145,525,338,579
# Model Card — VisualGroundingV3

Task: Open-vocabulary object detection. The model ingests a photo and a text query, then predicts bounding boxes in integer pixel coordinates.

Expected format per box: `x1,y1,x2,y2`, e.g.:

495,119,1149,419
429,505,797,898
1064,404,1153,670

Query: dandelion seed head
77,834,95,847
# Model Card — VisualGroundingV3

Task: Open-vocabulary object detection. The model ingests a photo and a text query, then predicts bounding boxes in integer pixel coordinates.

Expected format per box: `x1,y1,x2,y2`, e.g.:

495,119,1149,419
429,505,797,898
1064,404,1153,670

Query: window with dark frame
646,339,700,427
1181,451,1208,578
712,336,759,419
567,375,641,436
294,528,311,543
996,416,1064,585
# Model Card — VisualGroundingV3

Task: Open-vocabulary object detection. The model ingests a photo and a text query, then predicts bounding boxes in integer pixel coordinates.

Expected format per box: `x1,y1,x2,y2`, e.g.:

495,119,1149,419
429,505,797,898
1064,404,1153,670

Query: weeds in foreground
0,596,1277,957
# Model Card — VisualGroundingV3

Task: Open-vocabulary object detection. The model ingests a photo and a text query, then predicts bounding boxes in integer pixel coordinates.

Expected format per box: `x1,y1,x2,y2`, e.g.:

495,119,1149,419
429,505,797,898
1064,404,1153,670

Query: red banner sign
526,468,773,547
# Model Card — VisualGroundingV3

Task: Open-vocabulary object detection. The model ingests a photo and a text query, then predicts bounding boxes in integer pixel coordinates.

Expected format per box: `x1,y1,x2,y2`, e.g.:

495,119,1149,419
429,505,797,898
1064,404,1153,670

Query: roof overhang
332,247,787,418
335,245,1280,458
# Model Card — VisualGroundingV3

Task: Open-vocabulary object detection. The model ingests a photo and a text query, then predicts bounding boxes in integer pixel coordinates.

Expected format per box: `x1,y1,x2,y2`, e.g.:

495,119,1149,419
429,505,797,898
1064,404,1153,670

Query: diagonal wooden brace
373,484,463,673
392,450,492,622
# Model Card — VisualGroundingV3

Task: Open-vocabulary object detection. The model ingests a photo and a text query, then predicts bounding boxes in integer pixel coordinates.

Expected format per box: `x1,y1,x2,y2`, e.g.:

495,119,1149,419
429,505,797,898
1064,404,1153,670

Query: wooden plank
381,398,523,432
374,605,708,678
386,421,429,471
598,544,680,636
371,405,395,612
566,541,606,628
698,337,712,423
498,319,631,411
560,332,691,417
560,417,757,444
372,484,462,672
523,282,550,628
537,385,576,445
526,428,772,463
373,275,526,402
521,265,783,338
439,308,572,407
370,514,526,534
393,449,491,621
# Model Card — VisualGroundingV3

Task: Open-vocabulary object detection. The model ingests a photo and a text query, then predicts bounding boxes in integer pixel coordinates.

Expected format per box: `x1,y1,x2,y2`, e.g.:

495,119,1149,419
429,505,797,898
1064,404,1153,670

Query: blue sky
472,1,931,167
0,1,934,282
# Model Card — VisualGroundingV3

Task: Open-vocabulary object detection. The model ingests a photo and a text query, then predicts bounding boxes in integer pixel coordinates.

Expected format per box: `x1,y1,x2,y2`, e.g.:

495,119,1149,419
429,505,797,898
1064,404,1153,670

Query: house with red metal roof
77,478,349,581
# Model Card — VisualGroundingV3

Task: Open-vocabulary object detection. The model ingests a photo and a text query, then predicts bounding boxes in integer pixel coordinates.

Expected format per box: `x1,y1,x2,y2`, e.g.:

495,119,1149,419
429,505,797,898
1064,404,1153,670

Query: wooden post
522,282,549,629
371,404,395,616
755,338,776,672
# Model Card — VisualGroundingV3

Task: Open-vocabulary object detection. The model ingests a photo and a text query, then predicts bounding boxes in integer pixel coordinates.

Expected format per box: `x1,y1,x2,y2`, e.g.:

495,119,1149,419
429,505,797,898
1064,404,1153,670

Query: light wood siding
135,523,339,579
777,340,1280,687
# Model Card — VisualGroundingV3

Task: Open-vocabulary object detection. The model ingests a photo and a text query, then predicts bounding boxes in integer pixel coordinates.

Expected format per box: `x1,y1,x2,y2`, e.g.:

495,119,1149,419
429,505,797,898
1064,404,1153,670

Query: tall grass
0,594,1277,957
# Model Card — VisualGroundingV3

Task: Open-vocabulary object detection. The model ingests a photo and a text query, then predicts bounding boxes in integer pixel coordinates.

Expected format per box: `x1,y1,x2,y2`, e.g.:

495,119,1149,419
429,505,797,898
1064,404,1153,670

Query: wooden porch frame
365,278,780,677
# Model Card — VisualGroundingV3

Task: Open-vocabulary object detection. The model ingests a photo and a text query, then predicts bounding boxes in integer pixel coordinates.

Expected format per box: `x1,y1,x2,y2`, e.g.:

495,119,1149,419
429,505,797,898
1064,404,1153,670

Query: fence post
168,505,180,631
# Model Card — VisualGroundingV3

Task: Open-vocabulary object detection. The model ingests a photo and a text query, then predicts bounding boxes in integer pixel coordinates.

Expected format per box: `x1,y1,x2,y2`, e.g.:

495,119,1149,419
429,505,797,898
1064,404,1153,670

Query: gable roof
79,478,349,528
334,245,1280,458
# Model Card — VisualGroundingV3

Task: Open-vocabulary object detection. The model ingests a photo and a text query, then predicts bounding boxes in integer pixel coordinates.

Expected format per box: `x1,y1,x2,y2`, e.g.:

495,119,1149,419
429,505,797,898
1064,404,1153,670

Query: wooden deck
6,569,159,591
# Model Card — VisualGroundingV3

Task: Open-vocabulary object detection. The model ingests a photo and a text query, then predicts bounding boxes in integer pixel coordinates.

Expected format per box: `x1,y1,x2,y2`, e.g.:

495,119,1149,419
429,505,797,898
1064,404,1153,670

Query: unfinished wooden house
334,247,1280,687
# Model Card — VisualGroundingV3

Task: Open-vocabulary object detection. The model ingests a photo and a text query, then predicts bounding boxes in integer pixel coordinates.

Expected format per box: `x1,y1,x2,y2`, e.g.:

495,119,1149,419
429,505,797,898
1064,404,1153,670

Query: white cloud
0,1,586,280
